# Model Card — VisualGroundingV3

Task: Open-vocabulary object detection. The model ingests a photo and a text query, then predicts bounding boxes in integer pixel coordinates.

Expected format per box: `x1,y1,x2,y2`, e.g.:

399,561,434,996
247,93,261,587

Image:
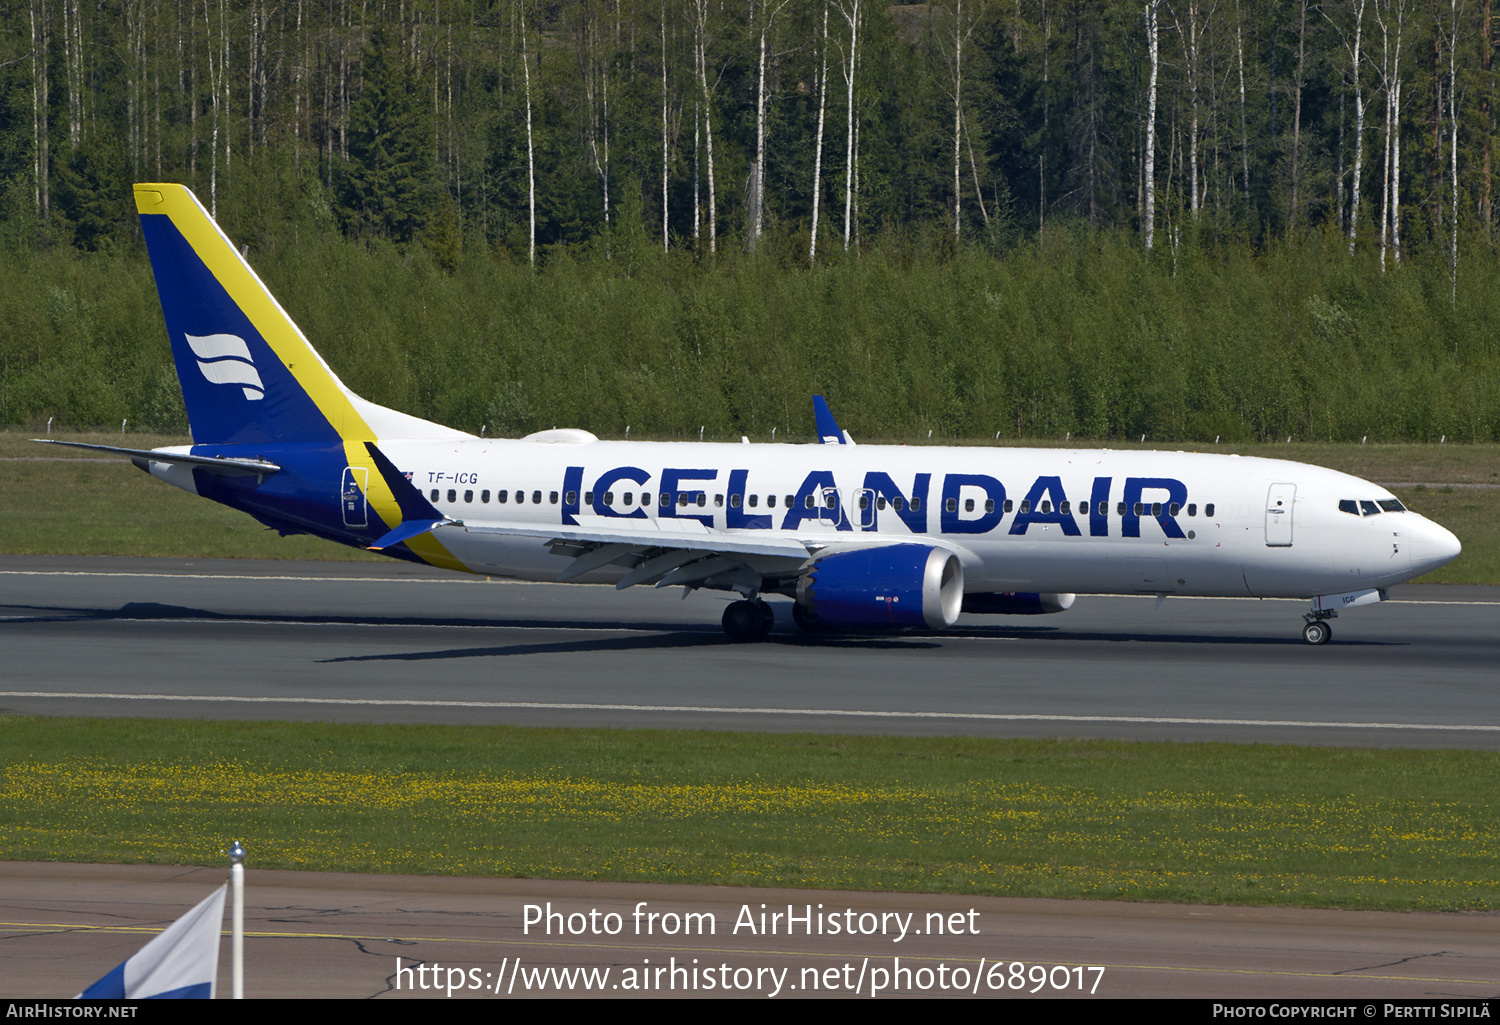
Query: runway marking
1,692,1493,732
0,923,1487,987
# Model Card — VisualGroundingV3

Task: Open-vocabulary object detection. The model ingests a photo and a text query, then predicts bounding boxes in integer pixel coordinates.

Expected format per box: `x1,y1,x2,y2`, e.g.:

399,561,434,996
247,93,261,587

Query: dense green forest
2,0,1499,441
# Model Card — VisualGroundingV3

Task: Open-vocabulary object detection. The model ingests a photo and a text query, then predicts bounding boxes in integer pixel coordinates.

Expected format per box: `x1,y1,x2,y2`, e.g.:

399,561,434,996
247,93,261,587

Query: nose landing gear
1302,609,1335,645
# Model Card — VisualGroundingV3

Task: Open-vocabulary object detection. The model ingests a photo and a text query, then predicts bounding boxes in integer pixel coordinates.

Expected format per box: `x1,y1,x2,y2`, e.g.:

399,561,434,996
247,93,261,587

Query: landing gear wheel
792,602,821,632
723,600,772,642
1302,620,1333,645
758,600,776,635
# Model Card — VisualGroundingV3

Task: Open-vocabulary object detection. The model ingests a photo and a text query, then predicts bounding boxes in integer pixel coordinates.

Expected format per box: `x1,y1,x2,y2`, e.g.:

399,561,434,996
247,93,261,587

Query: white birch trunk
1144,0,1161,250
1349,0,1367,250
521,5,536,267
810,5,828,264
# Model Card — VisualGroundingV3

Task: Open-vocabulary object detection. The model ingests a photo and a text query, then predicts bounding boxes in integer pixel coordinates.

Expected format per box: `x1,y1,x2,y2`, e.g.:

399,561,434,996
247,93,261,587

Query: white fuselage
374,437,1458,599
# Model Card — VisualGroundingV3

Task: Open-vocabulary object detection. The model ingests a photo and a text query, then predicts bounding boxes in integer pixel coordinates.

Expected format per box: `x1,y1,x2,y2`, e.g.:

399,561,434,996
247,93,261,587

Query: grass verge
2,718,1496,911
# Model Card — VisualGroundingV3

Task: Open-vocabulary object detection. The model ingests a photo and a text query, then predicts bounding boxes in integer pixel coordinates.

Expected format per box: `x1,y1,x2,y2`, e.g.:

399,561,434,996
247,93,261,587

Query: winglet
363,442,457,549
813,395,853,445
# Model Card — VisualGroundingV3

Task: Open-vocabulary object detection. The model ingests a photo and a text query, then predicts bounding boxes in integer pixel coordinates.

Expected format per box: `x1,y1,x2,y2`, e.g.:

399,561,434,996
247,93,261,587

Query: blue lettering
660,468,717,527
590,466,650,519
780,471,851,531
861,472,931,534
1089,476,1111,537
1008,476,1080,536
726,469,771,529
942,474,1006,534
561,466,584,525
1121,477,1188,538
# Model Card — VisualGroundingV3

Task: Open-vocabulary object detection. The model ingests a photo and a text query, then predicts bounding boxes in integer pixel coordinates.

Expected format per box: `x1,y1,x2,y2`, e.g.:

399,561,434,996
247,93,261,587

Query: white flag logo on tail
186,333,264,401
78,884,227,999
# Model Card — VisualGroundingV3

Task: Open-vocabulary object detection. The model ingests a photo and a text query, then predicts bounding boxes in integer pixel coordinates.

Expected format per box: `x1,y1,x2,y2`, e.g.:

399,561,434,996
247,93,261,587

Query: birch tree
1143,0,1163,249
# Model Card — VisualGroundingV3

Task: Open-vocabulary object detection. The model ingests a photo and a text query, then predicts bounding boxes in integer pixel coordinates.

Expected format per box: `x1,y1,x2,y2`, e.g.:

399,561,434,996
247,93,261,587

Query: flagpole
228,840,245,999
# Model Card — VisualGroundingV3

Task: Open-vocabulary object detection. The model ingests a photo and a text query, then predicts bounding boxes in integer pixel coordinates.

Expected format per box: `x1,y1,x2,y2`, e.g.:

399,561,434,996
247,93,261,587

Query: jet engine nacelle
795,544,965,631
962,592,1076,615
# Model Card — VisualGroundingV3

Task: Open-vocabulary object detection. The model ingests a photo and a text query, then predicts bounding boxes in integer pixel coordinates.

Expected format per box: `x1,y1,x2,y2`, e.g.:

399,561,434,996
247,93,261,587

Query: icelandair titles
547,465,1191,538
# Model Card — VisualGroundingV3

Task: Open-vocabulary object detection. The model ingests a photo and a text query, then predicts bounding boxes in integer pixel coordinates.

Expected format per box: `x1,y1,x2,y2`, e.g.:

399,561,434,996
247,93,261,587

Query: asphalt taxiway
2,555,1496,747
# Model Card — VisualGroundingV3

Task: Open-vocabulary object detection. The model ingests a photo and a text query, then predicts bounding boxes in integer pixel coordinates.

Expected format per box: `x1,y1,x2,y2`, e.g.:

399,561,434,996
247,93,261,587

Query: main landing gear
722,599,776,642
1302,609,1335,645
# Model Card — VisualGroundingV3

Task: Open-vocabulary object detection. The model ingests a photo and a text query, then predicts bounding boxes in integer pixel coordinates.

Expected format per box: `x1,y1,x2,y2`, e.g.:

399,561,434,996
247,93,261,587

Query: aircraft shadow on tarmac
1,601,1403,659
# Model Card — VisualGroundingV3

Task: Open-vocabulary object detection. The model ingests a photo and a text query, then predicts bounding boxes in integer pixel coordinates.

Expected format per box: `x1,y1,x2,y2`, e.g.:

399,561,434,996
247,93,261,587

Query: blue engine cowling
795,545,965,630
962,592,1076,615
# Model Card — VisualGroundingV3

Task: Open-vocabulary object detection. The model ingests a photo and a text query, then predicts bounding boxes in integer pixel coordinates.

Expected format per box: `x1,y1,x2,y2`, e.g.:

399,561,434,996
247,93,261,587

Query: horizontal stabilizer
368,517,452,551
362,441,458,549
31,439,279,476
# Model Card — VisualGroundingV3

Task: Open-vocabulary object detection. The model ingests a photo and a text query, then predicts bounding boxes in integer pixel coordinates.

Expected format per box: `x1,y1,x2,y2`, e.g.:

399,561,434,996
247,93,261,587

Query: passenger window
1020,500,1031,514
516,491,525,504
481,490,490,503
498,490,508,504
1060,501,1070,515
892,496,904,511
660,493,670,507
565,491,577,505
1041,500,1052,514
679,494,690,507
749,494,759,507
1133,502,1143,515
984,499,994,514
583,491,592,505
731,494,742,508
1205,503,1215,517
1360,500,1382,516
698,494,708,507
548,491,557,504
1117,502,1127,515
1169,502,1180,516
641,493,651,506
448,489,457,503
430,489,439,501
768,495,776,508
823,493,836,509
604,491,614,504
1004,500,1013,513
876,497,887,510
803,495,814,509
464,489,473,503
1187,503,1196,516
714,494,723,507
858,495,870,510
623,492,632,506
964,498,974,513
1151,502,1162,516
946,498,958,513
910,498,922,511
1339,499,1359,515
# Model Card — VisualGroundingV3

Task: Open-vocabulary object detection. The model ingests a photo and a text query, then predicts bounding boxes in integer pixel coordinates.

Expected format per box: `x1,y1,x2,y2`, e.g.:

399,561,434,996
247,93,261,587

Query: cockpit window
1339,499,1359,516
1378,498,1406,512
1359,500,1382,516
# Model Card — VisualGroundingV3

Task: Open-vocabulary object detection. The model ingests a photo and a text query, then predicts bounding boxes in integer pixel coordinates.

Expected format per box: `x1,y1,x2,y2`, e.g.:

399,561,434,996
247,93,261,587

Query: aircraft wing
30,439,280,476
363,442,812,590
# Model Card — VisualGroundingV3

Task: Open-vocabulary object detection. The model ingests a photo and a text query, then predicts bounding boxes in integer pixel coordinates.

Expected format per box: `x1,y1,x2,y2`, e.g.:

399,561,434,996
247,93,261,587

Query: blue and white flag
78,884,227,999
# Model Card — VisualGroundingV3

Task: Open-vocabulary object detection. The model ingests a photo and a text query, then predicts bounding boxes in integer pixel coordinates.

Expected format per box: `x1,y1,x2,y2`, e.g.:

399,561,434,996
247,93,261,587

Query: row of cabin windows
1339,498,1407,516
428,487,1216,521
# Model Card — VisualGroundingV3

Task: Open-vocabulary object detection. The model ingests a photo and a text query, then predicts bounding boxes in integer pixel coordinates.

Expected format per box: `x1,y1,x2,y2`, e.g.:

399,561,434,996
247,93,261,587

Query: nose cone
1408,515,1462,577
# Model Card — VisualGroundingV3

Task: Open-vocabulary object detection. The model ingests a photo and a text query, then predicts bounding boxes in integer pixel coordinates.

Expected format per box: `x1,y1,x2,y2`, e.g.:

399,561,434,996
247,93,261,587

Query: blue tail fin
134,183,463,447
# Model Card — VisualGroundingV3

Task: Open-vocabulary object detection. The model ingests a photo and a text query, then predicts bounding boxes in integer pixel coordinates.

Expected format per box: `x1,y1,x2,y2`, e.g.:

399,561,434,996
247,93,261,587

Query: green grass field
4,430,1495,582
1,718,1495,911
